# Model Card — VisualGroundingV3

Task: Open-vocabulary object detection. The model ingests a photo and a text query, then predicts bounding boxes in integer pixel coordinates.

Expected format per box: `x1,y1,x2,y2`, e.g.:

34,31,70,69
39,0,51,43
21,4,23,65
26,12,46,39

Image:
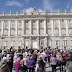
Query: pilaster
24,20,25,34
8,20,10,36
65,20,69,36
51,20,54,36
22,20,24,35
15,20,17,36
44,20,46,34
58,20,61,36
1,21,3,36
24,37,25,48
37,20,39,34
30,20,32,34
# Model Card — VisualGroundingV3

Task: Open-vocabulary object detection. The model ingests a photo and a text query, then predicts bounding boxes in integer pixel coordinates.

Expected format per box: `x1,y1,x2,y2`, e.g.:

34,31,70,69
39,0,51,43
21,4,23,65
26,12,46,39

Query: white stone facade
0,8,72,49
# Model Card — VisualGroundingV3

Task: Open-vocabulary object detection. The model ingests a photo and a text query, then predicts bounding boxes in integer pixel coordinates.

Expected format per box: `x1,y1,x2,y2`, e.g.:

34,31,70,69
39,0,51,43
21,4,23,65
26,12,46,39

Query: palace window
33,20,36,23
70,40,72,47
26,29,30,34
40,20,43,23
47,28,51,35
25,23,29,28
40,40,44,46
40,28,44,34
40,22,44,28
18,23,22,29
4,24,8,29
32,28,37,34
56,40,59,46
54,24,58,28
11,23,15,28
11,30,15,36
69,29,72,35
11,20,14,23
47,20,49,23
63,40,67,46
25,41,29,47
54,20,58,23
18,30,22,36
26,20,29,23
4,20,8,23
4,30,8,36
62,29,66,35
18,20,21,23
61,19,64,23
33,23,37,28
48,40,51,46
54,29,59,36
68,19,71,23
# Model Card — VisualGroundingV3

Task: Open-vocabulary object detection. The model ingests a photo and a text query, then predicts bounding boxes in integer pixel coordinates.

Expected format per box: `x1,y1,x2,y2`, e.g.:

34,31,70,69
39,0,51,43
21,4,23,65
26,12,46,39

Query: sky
0,0,72,13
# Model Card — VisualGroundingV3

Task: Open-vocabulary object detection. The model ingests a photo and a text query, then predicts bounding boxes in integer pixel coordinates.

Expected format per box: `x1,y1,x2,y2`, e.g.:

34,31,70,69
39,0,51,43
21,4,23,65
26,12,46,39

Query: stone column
44,20,46,34
24,20,25,34
51,20,54,36
15,20,17,36
30,20,32,34
58,20,61,36
37,20,39,34
65,20,69,36
24,37,25,48
22,20,24,35
37,37,40,49
1,20,4,36
8,20,10,36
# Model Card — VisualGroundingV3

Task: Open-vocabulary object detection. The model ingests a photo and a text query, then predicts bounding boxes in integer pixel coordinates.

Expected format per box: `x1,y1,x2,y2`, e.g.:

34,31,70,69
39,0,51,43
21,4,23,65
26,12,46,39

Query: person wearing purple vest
27,57,35,72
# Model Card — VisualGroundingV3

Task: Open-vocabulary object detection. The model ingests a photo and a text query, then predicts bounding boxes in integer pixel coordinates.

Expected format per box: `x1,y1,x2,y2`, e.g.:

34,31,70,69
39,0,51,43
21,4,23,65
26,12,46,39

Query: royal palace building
0,8,72,49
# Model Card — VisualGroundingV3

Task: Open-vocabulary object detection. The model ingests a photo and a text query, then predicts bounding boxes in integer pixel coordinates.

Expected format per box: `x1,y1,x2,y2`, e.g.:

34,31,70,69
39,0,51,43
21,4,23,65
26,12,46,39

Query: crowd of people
0,47,72,72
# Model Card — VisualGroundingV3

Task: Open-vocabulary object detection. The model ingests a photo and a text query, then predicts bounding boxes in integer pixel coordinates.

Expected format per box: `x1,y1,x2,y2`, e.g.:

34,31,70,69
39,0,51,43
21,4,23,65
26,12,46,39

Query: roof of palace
0,8,72,18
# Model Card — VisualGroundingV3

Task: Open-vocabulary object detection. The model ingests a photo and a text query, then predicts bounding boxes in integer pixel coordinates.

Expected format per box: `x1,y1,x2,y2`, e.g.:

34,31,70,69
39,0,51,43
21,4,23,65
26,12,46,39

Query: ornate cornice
0,12,72,19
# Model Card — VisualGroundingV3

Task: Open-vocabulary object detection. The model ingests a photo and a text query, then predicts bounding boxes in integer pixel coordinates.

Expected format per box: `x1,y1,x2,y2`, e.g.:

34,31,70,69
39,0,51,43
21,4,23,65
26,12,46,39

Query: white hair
17,57,20,62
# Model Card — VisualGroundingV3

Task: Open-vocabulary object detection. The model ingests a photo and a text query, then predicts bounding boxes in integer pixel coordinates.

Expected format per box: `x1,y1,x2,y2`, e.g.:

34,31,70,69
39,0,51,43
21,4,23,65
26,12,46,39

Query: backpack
57,60,61,66
38,66,43,72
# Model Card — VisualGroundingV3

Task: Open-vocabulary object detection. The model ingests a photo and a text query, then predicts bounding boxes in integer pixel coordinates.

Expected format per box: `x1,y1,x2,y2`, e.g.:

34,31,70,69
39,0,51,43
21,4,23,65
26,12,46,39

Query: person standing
7,56,13,72
27,57,35,72
35,58,45,72
23,55,28,66
50,54,57,72
18,60,28,72
14,57,20,72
